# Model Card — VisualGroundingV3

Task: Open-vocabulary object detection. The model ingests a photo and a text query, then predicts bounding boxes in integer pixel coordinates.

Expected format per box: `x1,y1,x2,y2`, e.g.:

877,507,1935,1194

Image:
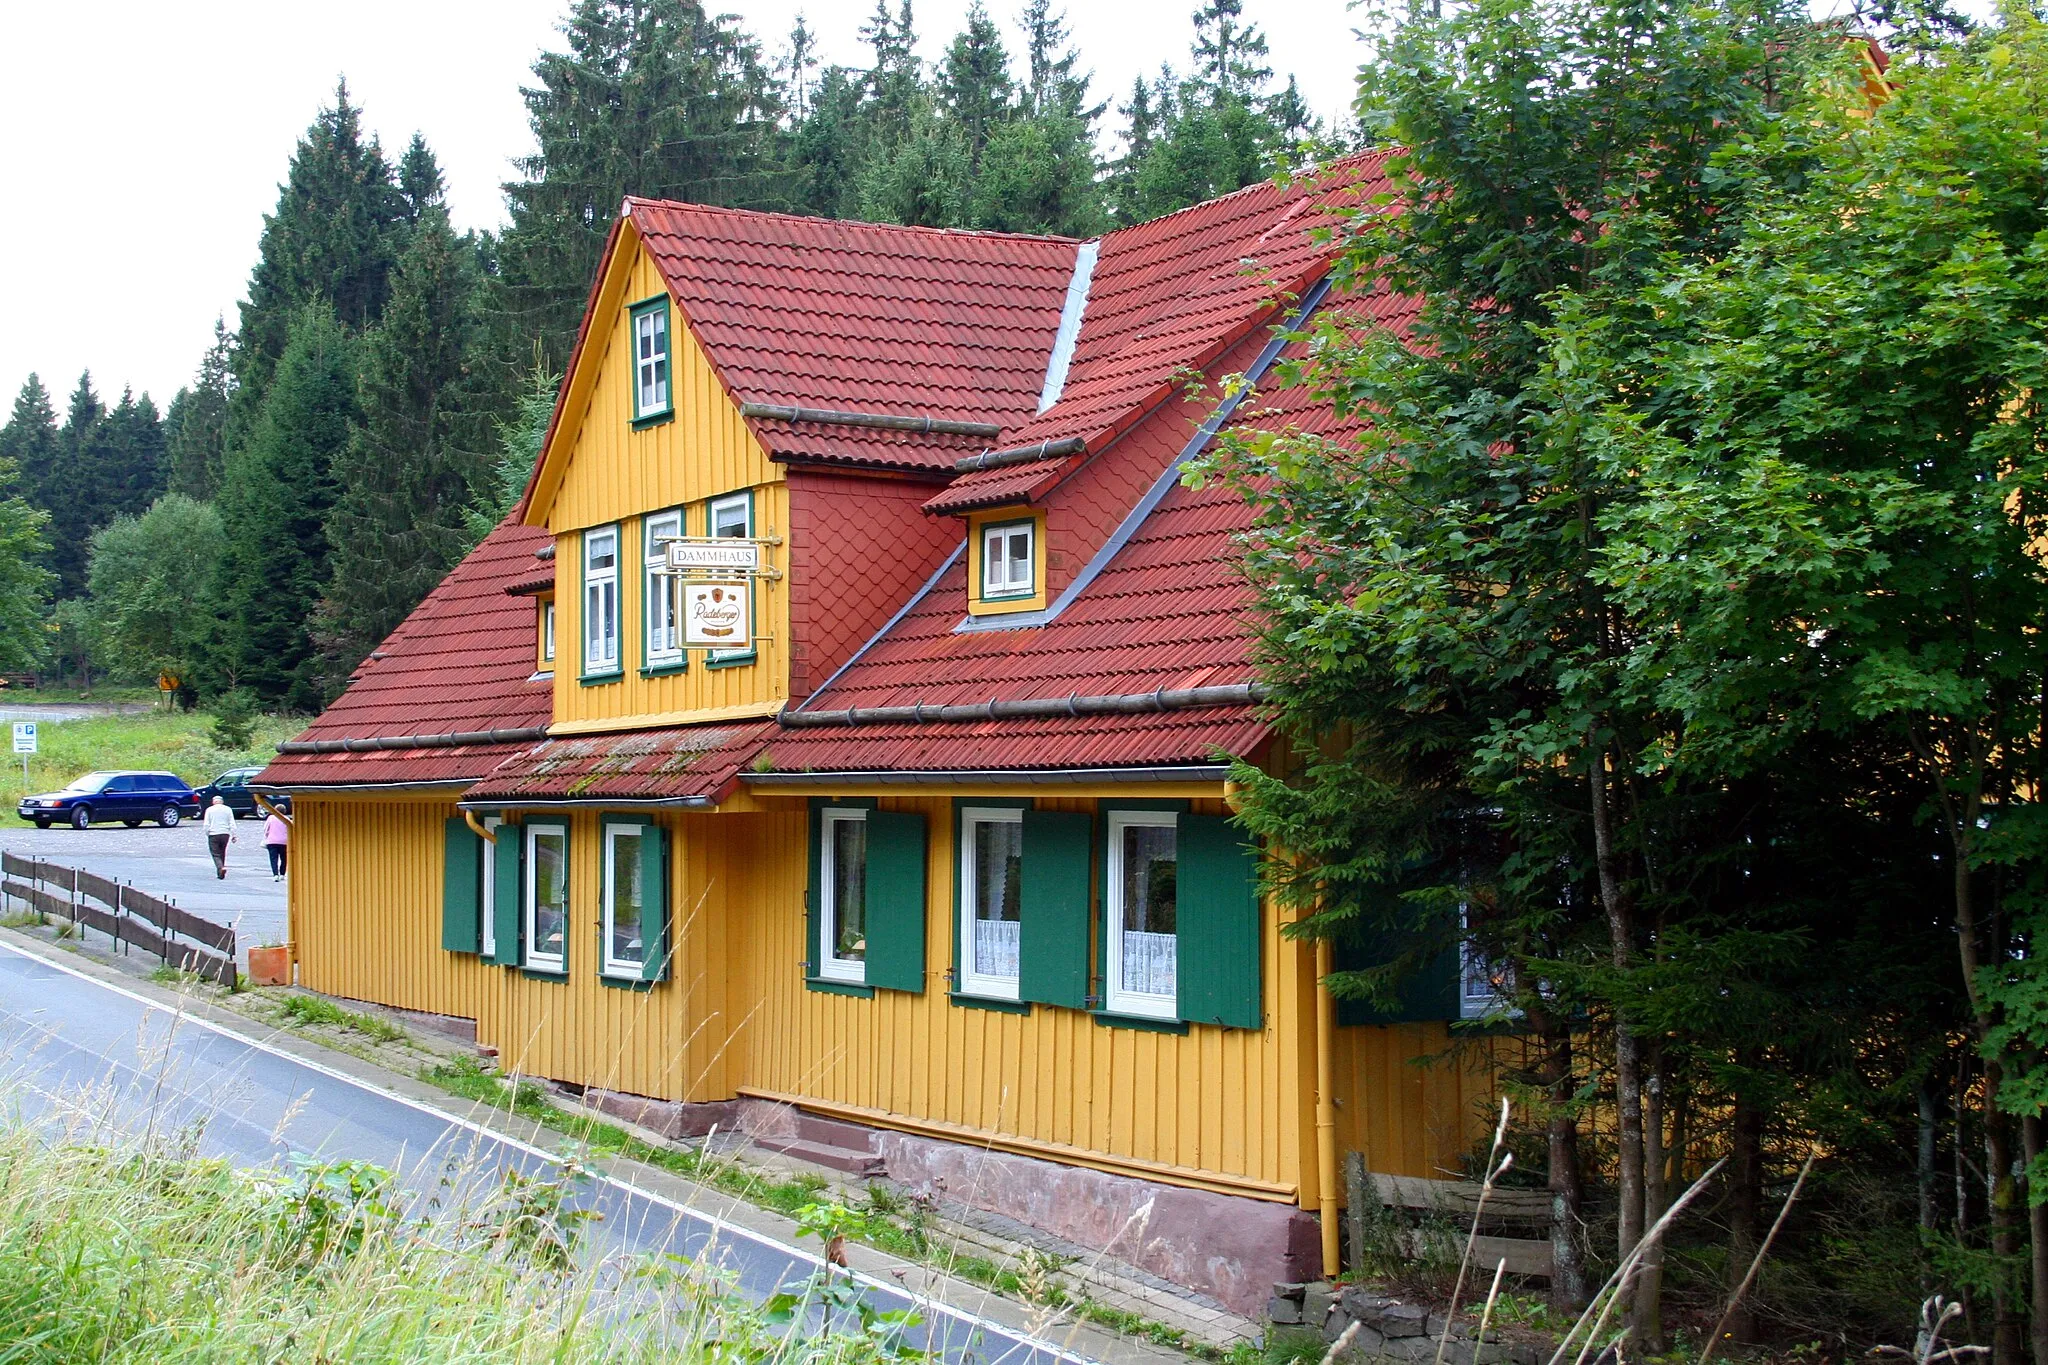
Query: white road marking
0,935,1100,1365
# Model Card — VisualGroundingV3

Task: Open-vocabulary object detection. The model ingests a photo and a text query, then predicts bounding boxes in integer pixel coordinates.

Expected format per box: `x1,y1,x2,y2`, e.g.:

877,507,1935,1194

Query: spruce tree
230,79,400,444
97,389,166,526
495,0,786,386
1190,0,1273,100
163,319,234,500
215,303,354,707
41,373,104,598
939,3,1014,165
317,149,490,693
0,378,59,521
973,113,1101,235
1018,0,1093,118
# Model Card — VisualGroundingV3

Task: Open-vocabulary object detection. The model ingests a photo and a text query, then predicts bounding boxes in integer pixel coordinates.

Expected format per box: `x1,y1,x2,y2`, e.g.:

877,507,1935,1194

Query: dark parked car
193,766,266,819
17,771,202,829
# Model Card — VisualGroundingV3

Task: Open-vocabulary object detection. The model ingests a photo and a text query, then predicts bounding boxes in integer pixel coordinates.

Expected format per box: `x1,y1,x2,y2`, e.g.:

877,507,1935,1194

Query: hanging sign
666,539,760,573
684,581,751,646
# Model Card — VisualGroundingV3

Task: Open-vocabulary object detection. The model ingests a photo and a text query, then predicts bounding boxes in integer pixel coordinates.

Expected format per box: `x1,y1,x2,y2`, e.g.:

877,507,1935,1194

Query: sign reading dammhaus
666,539,760,572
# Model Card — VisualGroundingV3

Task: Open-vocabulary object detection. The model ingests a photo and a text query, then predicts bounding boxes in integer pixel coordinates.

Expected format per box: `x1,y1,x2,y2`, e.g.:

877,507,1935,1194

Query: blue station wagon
17,771,203,829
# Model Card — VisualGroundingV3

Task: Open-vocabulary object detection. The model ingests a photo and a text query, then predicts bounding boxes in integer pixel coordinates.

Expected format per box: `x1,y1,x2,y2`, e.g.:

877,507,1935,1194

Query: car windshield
63,772,117,793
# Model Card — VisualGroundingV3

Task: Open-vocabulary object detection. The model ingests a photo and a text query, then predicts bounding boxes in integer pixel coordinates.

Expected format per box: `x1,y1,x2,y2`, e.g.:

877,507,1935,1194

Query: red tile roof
460,721,775,806
758,311,1396,777
257,519,554,789
627,202,1080,473
924,152,1389,514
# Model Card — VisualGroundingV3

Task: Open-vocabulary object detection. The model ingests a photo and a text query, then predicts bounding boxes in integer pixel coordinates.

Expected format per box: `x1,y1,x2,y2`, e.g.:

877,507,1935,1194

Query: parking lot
0,816,287,959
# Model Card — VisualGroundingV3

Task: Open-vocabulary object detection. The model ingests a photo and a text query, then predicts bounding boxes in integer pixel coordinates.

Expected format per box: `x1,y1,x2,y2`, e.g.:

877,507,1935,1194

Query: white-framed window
958,807,1023,999
603,822,649,977
818,808,868,983
707,492,753,661
480,816,503,959
539,600,555,665
524,822,569,973
632,301,670,418
981,519,1035,599
583,526,619,675
644,510,683,667
1105,811,1177,1019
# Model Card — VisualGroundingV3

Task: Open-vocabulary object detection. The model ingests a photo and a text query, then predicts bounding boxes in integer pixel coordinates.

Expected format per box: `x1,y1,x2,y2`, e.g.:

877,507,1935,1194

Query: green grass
0,706,300,809
274,993,409,1044
414,1055,1233,1359
0,1118,915,1362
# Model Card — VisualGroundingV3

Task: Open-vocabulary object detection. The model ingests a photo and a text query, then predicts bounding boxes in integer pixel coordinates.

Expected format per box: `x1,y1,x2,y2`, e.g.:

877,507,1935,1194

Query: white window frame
539,599,555,665
582,526,620,676
632,301,671,419
523,822,569,974
1104,810,1178,1019
818,807,868,984
479,816,502,959
706,492,754,662
958,806,1023,1000
644,510,683,669
602,821,649,978
980,519,1035,600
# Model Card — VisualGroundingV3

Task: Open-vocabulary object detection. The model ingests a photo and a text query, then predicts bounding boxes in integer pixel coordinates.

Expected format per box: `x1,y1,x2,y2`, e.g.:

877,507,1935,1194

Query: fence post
1343,1150,1369,1276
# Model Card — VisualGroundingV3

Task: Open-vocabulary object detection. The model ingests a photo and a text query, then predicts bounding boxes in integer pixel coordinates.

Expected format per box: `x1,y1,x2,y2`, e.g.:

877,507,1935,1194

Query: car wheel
34,819,48,829
159,806,180,828
70,806,91,830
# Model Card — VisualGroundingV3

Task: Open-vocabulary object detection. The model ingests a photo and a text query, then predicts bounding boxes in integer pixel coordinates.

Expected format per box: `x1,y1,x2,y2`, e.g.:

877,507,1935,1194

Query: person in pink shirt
263,807,290,881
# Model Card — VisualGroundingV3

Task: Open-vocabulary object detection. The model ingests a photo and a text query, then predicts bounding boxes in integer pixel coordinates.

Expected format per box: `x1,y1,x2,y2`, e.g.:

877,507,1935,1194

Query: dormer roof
922,151,1391,516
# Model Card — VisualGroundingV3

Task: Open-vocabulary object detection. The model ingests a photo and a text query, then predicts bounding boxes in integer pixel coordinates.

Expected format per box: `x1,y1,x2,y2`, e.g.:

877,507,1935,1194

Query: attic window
630,297,672,424
981,520,1035,600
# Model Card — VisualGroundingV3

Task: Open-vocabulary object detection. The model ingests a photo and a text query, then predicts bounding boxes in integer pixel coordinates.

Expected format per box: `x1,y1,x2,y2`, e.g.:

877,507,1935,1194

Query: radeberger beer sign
684,581,750,646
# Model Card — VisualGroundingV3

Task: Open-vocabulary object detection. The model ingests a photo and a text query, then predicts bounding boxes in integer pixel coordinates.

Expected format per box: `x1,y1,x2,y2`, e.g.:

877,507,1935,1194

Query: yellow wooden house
258,154,1498,1316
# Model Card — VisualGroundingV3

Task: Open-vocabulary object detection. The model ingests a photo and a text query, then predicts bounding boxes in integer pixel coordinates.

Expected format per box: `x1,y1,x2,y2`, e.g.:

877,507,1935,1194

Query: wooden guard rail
1343,1152,1555,1279
0,851,237,988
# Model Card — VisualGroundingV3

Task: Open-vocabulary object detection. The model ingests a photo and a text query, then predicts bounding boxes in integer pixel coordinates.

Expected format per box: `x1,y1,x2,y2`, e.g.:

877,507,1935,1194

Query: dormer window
981,520,1035,600
630,297,672,424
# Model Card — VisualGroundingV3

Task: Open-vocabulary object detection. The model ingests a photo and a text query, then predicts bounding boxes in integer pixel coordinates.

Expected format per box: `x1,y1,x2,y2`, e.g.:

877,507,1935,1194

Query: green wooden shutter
639,822,671,983
1019,809,1092,1008
490,821,523,966
442,817,482,953
862,808,927,993
1175,813,1263,1029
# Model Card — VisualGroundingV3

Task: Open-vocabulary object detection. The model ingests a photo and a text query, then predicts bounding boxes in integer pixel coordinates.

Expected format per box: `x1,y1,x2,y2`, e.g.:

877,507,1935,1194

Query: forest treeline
0,0,1320,710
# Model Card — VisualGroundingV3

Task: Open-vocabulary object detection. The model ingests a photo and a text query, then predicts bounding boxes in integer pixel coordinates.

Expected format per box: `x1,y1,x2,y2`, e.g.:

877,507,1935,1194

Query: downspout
463,810,499,844
1315,934,1341,1277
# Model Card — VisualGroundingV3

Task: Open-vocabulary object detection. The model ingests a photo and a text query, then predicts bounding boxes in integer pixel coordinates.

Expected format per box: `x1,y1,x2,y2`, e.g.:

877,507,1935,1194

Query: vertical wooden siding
293,794,490,1022
549,246,792,727
727,795,1320,1201
295,791,1491,1207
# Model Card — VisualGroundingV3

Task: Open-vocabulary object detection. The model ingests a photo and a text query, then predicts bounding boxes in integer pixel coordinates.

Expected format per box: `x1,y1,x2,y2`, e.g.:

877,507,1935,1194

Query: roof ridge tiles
627,197,1082,246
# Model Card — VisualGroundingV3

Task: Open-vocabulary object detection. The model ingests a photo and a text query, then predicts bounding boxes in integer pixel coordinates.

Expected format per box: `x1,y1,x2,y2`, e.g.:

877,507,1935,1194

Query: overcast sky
0,1,1371,412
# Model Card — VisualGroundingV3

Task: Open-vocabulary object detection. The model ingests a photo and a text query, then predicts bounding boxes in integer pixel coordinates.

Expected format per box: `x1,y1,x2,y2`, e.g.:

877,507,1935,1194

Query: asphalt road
0,817,287,960
0,936,1098,1365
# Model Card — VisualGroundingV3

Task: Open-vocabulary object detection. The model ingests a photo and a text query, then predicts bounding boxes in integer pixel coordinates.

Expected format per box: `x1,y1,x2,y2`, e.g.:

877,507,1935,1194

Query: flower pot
247,944,290,987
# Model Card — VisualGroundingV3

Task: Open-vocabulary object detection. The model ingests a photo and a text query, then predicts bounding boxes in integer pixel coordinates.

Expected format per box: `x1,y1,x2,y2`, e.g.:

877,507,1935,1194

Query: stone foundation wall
876,1131,1321,1317
1271,1284,1545,1365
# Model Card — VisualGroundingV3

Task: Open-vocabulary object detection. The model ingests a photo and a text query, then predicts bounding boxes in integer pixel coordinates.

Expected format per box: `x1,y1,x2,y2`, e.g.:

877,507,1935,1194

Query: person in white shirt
202,796,235,879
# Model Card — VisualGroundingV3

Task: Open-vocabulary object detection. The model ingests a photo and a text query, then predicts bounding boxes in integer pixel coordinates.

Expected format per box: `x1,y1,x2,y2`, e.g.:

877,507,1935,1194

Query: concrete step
796,1112,881,1152
754,1135,886,1177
